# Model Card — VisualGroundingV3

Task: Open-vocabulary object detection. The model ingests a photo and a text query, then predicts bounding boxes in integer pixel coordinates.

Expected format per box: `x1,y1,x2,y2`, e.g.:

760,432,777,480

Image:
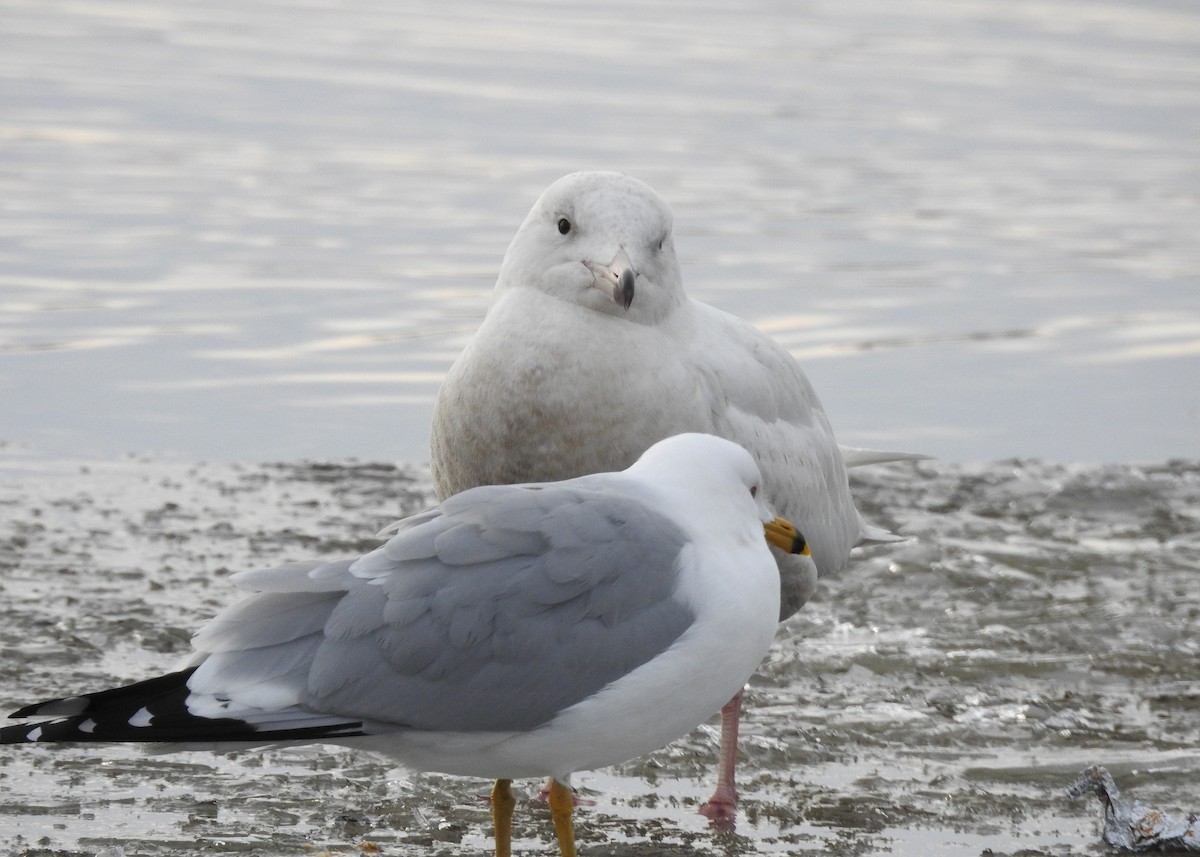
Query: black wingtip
3,669,201,744
8,669,200,721
1,719,71,744
3,667,367,746
10,696,90,719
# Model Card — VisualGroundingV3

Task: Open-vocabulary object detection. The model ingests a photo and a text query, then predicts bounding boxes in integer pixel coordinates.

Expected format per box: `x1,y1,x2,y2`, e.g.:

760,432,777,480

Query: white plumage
433,171,895,618
431,171,912,821
2,432,808,857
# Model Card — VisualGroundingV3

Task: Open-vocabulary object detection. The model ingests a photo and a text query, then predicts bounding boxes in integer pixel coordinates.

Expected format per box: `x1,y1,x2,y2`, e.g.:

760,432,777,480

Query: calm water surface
2,0,1199,465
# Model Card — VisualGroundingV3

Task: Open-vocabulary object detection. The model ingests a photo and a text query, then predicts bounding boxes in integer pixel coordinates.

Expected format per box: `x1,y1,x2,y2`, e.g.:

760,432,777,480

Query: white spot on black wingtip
3,665,369,745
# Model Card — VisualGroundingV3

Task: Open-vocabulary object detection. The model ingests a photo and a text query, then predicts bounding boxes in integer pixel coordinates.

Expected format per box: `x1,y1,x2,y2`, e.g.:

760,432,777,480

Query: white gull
2,433,808,857
432,170,915,822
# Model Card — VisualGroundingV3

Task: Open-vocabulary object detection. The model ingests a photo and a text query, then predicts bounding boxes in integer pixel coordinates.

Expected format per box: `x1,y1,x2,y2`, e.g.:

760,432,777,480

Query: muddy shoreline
1,456,1197,855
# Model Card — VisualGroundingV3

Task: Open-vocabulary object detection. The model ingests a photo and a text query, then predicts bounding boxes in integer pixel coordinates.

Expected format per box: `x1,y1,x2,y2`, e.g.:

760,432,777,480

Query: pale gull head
497,171,686,324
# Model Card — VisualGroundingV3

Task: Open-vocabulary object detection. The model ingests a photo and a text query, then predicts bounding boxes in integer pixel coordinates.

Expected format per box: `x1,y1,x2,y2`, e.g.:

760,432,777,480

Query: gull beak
764,516,809,556
583,247,636,310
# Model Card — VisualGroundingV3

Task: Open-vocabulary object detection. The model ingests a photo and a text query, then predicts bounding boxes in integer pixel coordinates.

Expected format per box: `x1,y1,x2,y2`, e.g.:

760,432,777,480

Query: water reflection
1,0,1197,463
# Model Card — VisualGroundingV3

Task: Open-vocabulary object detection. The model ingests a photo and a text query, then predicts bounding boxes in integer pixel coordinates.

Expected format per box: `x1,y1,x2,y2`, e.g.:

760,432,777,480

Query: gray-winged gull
1,433,809,857
432,170,914,822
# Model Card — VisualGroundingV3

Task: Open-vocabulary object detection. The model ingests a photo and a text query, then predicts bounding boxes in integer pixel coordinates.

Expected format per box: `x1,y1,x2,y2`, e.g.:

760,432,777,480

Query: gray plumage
188,481,694,735
2,431,792,857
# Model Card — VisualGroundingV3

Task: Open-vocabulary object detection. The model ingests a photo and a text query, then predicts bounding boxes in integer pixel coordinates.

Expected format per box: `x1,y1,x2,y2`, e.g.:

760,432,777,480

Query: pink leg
698,689,743,827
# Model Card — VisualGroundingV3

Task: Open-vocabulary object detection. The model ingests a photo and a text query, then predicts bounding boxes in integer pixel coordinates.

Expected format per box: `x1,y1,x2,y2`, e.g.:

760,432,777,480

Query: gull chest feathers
436,287,707,487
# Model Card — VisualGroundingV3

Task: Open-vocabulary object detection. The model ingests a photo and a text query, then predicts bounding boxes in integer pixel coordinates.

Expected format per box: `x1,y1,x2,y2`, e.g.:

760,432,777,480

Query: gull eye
557,218,572,235
750,485,758,498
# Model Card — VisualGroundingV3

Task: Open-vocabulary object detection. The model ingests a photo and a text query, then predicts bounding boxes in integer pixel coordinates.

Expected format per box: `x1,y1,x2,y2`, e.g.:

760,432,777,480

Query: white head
627,433,766,524
628,433,808,556
497,172,686,324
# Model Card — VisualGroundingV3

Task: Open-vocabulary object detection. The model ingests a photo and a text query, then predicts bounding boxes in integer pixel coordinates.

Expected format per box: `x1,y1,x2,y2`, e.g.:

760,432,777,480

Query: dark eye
750,486,758,498
557,218,572,235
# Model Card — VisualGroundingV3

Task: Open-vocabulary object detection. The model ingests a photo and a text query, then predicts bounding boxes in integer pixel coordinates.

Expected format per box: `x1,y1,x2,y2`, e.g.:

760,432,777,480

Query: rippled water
2,0,1198,464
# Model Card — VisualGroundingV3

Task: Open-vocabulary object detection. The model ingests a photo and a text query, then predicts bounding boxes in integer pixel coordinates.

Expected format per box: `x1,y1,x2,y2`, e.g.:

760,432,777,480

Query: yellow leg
548,778,577,857
492,778,515,857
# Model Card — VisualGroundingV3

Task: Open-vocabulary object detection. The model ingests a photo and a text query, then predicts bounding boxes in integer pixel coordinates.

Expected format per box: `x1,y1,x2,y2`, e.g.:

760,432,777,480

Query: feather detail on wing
1,667,364,745
5,482,697,747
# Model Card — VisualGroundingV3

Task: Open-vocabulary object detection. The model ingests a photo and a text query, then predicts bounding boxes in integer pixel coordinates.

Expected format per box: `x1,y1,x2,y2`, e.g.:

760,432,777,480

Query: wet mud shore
1,455,1197,855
